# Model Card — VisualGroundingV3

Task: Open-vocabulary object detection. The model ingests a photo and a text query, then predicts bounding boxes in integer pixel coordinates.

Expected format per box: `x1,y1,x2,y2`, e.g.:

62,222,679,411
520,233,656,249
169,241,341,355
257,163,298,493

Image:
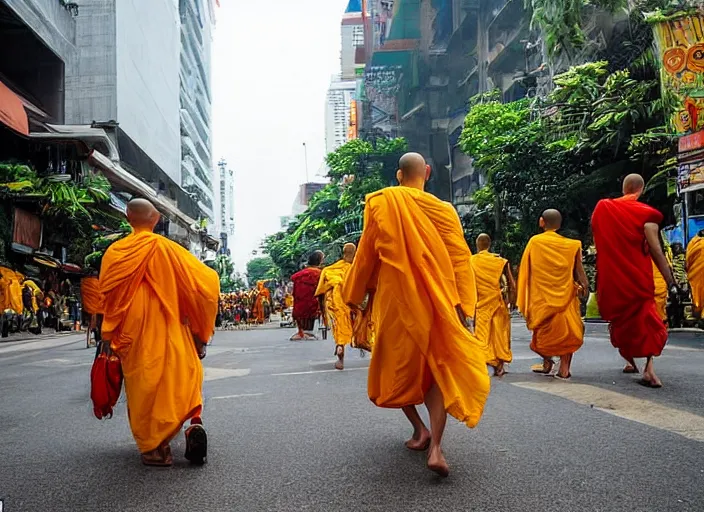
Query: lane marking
210,393,265,401
271,367,369,377
203,367,251,381
512,381,704,442
23,358,91,368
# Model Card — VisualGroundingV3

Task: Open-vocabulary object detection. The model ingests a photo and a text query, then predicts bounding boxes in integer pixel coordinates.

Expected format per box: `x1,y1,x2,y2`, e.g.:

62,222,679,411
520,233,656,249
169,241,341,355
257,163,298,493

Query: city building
325,76,356,154
179,0,216,229
216,159,235,254
291,182,327,215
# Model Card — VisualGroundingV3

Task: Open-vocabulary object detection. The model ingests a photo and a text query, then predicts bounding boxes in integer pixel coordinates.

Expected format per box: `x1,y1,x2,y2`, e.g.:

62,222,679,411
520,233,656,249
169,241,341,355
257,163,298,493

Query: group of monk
82,151,701,480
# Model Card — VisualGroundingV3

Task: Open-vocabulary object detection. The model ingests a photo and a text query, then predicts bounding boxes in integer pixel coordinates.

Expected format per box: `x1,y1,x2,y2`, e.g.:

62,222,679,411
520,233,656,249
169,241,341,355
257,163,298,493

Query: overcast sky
212,0,349,272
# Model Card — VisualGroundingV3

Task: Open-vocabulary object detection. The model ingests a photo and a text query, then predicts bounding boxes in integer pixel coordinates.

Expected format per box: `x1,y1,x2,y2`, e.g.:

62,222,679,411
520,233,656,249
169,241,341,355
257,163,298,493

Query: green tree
246,256,279,284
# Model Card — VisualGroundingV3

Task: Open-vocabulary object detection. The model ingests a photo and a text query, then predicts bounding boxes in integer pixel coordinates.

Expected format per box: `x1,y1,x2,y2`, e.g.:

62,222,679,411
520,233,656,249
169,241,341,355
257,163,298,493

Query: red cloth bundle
90,342,123,419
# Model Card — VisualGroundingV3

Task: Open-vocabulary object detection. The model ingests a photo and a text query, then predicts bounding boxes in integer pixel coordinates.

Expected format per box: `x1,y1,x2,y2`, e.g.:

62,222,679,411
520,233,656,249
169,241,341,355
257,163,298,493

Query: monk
471,233,516,377
517,209,589,379
81,275,104,348
342,152,489,478
652,235,674,323
687,231,704,318
100,198,219,466
315,243,356,369
252,281,271,324
290,251,324,341
592,174,674,388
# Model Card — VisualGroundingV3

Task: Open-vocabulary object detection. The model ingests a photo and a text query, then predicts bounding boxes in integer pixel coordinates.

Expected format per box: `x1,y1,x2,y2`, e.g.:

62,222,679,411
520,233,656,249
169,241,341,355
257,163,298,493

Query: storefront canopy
0,79,29,136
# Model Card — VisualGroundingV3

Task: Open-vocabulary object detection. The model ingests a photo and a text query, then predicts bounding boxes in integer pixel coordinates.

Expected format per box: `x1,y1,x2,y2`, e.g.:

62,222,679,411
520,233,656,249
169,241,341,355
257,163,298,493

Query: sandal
185,424,208,465
531,359,554,375
141,444,173,467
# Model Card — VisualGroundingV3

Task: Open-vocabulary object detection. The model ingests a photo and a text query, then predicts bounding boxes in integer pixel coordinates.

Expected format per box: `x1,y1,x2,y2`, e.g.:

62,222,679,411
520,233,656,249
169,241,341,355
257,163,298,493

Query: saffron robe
592,195,667,359
100,229,219,453
687,235,704,316
471,250,512,366
253,281,270,323
81,276,104,315
314,259,353,345
342,186,489,428
517,231,584,358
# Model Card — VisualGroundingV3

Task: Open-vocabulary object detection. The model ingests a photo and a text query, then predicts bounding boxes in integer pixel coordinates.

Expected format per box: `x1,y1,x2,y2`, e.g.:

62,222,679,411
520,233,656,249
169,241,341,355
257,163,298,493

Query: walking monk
518,210,589,379
592,174,675,388
252,281,270,324
342,152,489,477
688,231,704,318
314,243,356,369
100,199,219,466
80,275,104,348
290,251,324,340
471,233,515,377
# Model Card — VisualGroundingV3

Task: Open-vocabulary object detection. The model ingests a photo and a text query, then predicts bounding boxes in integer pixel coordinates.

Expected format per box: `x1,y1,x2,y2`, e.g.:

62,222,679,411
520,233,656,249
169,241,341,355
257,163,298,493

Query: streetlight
302,142,309,183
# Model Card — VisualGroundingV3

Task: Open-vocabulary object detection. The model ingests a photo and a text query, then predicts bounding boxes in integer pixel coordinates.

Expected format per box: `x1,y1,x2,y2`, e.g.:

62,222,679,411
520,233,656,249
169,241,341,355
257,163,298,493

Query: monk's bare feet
623,360,639,374
290,332,304,341
405,428,431,451
427,445,450,477
334,345,344,370
640,358,662,388
493,362,506,377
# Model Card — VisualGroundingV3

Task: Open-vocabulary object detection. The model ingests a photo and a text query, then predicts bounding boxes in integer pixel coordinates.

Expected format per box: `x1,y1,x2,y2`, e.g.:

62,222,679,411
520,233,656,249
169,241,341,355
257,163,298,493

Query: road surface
1,322,703,511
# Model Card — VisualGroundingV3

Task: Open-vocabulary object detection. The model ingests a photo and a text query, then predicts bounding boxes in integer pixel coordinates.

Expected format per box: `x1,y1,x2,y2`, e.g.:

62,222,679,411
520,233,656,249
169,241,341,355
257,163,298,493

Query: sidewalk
0,329,84,344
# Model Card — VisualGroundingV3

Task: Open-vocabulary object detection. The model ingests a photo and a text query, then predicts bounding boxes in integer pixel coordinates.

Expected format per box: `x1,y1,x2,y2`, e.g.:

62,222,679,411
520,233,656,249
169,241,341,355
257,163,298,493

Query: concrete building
325,76,356,155
292,182,326,216
180,0,216,227
216,159,235,254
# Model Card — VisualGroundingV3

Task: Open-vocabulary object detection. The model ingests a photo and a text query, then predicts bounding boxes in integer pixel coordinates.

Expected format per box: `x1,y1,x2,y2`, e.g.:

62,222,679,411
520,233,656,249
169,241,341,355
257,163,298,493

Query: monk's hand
193,335,207,360
577,284,589,299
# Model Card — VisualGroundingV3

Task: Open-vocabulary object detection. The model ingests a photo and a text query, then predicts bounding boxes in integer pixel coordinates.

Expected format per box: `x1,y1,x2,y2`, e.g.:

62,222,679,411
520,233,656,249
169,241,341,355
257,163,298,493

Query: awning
88,149,200,234
681,182,704,194
0,79,29,136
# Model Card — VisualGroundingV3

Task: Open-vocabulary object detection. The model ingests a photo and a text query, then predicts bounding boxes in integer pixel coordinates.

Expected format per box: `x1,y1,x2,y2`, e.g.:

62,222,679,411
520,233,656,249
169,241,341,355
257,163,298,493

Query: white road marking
24,358,91,368
665,345,704,352
203,367,251,381
512,381,704,442
210,393,265,401
0,335,82,355
271,367,369,377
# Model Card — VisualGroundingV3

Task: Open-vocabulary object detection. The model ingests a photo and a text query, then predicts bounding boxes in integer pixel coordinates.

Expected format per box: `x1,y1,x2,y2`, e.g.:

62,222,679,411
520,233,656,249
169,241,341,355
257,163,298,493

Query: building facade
325,76,356,154
216,159,234,254
180,0,216,227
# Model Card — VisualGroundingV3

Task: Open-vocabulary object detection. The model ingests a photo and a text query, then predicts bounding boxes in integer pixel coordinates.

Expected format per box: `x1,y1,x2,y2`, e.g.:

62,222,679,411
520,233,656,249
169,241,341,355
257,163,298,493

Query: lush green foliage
263,138,407,277
459,61,676,264
209,254,245,292
246,256,279,284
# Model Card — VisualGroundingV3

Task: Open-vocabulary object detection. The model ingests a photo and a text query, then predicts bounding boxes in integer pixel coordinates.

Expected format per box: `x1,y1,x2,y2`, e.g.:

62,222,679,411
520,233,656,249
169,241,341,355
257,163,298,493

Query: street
1,322,703,512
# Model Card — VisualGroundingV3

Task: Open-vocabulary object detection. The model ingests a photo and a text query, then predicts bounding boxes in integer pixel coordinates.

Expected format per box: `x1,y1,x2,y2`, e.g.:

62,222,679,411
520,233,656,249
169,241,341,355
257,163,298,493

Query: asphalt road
1,321,703,512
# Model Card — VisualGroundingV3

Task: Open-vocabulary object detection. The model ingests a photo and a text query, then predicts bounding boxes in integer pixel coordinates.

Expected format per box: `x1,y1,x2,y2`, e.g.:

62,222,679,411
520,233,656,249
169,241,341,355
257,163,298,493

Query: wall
116,0,181,184
64,0,117,125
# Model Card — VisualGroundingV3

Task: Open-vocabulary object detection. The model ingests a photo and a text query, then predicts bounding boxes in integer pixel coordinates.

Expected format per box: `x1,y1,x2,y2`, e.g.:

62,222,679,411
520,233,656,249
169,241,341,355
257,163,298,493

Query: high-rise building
179,0,216,229
216,159,235,254
325,76,356,155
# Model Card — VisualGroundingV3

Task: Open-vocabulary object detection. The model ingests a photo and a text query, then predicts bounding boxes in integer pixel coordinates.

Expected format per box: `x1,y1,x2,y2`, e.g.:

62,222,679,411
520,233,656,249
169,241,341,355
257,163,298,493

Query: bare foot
623,362,639,374
641,371,663,388
426,445,450,477
290,332,304,341
405,429,431,451
493,362,506,377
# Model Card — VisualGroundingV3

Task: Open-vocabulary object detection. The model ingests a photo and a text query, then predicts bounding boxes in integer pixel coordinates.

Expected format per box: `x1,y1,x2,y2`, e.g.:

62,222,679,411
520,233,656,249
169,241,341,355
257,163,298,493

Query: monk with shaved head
343,152,489,477
518,209,589,379
100,198,219,466
315,243,360,369
290,250,325,340
471,234,516,377
592,173,675,387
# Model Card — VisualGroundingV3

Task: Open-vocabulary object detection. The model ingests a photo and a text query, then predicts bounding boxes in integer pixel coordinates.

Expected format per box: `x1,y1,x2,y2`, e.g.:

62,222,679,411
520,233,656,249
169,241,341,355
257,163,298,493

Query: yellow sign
348,100,358,140
651,12,704,134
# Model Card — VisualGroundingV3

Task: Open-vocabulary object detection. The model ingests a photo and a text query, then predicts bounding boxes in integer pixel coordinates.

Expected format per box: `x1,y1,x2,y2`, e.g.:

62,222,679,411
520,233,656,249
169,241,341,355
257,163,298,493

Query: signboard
348,100,358,140
11,208,41,254
650,12,704,134
678,159,704,191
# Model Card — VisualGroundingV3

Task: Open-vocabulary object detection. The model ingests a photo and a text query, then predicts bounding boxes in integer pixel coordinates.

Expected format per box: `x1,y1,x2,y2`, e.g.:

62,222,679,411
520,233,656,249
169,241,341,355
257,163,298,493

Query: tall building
216,159,235,254
324,0,366,155
179,0,216,228
325,76,356,154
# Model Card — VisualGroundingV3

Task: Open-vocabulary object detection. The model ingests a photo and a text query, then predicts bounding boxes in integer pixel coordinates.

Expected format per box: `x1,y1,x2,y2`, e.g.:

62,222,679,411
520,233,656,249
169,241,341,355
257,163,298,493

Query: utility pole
302,142,309,183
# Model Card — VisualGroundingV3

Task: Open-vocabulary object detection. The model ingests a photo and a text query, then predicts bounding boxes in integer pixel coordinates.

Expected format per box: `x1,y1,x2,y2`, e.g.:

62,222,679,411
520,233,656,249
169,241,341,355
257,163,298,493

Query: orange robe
100,229,220,453
81,276,104,315
1,267,23,313
517,230,584,358
314,260,353,345
687,235,704,316
471,250,512,367
342,186,489,428
652,261,668,321
253,281,270,323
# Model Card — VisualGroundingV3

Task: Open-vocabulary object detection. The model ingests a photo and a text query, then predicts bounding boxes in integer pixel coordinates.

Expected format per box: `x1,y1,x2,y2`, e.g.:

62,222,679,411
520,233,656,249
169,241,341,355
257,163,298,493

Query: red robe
591,195,667,359
291,267,322,321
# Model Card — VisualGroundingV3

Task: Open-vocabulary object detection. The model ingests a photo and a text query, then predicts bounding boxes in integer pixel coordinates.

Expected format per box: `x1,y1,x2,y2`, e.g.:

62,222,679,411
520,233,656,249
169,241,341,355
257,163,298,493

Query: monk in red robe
290,251,324,341
592,174,675,388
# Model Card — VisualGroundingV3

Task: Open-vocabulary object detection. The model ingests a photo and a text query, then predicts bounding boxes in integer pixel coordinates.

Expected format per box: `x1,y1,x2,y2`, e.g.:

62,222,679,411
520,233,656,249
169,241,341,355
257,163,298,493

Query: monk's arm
573,251,589,298
645,223,675,287
447,206,477,317
504,262,517,306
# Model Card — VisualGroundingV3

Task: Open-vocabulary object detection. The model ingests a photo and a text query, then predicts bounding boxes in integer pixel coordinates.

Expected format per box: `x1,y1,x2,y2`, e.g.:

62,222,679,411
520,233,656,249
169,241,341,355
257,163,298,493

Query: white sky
212,0,349,271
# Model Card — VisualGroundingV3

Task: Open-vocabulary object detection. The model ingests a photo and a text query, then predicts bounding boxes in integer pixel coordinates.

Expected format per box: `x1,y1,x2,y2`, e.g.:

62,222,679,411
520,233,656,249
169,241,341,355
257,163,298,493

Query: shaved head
126,198,160,230
540,209,562,230
342,243,356,263
397,152,430,187
476,233,491,251
623,173,645,197
308,250,324,267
